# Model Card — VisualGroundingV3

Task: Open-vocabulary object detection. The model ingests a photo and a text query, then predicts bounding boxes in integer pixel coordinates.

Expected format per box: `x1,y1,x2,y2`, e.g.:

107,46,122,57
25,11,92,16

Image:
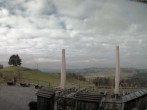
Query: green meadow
0,66,94,88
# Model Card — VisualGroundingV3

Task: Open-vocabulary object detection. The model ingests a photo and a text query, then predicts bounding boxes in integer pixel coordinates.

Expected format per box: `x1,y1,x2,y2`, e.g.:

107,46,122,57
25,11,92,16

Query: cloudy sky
0,0,147,70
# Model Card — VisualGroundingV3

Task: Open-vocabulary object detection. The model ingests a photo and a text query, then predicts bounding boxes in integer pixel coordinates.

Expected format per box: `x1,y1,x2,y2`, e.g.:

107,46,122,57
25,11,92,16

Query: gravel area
0,84,38,110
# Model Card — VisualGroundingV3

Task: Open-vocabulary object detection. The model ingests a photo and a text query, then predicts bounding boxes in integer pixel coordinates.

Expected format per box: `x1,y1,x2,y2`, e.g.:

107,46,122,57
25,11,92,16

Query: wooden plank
125,95,132,101
139,90,145,96
76,98,101,102
122,90,147,103
130,93,137,100
141,89,147,94
134,91,142,97
75,97,102,101
75,95,104,99
75,93,104,97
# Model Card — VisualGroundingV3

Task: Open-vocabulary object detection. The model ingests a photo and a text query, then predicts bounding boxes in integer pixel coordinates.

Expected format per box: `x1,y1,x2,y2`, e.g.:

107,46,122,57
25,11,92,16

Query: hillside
68,67,139,80
0,66,94,88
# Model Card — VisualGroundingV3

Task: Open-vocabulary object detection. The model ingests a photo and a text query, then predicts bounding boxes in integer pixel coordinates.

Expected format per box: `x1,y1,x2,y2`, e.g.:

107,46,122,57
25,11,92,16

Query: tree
8,54,22,66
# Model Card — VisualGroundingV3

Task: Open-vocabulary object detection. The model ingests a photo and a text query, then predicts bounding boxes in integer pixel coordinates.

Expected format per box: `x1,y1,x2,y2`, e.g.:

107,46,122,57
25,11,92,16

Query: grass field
0,66,94,88
0,66,145,94
85,71,136,80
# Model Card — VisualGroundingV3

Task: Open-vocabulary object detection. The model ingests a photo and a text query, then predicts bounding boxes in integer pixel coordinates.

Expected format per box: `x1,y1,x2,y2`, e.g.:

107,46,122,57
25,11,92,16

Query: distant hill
67,67,141,73
0,66,94,88
41,67,147,80
66,67,147,80
67,67,115,74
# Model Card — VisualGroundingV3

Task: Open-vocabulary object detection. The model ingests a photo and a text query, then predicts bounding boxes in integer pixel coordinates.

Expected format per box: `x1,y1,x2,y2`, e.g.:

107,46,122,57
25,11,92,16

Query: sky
0,0,147,71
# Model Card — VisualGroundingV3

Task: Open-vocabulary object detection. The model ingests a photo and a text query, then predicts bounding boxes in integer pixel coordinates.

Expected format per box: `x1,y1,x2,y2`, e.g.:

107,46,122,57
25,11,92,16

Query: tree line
91,76,147,88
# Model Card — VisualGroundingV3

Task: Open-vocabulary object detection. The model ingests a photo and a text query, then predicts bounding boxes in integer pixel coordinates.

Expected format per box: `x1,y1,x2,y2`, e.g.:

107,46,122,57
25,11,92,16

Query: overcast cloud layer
0,0,147,70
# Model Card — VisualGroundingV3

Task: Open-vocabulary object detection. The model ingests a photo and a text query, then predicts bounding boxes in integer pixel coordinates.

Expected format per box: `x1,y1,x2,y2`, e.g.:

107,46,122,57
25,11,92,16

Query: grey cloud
0,0,147,69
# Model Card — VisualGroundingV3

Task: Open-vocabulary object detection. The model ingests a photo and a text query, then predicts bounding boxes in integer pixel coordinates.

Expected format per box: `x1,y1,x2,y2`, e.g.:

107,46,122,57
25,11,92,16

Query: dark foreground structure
35,88,147,110
0,84,146,110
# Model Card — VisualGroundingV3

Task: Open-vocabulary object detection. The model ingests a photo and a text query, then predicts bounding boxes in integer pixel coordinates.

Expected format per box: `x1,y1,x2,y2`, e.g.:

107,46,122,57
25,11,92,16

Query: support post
114,46,120,95
60,49,66,89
